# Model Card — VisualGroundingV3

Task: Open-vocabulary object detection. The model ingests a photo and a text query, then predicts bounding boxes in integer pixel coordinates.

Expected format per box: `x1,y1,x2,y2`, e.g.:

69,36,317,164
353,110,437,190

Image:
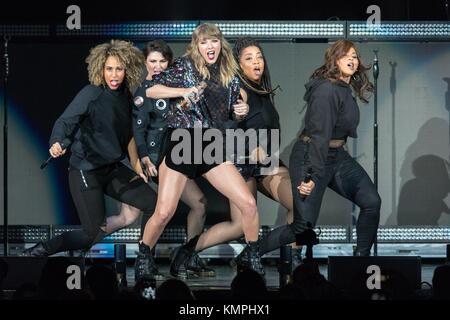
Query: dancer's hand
232,99,249,119
141,156,158,177
182,87,200,107
298,180,315,196
133,160,148,183
49,142,66,158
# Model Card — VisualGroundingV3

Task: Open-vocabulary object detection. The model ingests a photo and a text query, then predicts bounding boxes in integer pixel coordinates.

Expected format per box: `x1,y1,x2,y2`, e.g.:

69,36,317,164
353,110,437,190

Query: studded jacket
132,79,170,165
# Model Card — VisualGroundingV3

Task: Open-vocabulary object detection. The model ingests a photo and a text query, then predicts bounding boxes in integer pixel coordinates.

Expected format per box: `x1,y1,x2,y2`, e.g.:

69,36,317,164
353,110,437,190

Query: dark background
0,0,449,24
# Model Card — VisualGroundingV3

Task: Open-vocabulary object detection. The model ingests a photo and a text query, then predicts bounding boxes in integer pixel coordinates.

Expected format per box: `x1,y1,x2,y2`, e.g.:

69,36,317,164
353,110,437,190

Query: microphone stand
445,0,450,21
3,35,10,256
373,50,379,257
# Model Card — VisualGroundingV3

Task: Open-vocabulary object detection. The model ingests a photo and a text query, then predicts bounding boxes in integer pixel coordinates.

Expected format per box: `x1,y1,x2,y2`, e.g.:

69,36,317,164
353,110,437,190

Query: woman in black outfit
243,39,381,261
22,40,157,263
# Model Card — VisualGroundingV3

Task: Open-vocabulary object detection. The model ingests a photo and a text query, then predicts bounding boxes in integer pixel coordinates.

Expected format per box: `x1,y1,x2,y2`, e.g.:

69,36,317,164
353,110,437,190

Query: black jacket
302,78,360,182
132,79,170,165
50,84,133,170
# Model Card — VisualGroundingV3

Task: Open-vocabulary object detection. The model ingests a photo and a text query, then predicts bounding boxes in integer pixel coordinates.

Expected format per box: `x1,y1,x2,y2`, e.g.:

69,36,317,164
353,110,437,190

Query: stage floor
120,260,441,290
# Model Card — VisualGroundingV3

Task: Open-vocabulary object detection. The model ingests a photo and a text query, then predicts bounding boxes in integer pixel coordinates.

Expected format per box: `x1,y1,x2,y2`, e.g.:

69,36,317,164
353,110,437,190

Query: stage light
55,22,198,39
205,21,345,39
0,25,49,36
10,224,450,245
315,226,349,242
348,21,450,40
351,226,450,242
0,225,49,242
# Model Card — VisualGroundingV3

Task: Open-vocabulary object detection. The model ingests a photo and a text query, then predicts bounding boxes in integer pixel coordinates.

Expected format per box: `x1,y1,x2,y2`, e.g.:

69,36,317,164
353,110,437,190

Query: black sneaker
20,242,50,257
134,243,164,282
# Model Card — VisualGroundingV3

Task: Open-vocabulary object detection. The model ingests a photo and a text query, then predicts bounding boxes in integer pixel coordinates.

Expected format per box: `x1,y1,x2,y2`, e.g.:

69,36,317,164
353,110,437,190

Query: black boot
20,242,50,257
235,241,265,277
170,235,200,278
291,247,304,272
134,242,163,282
186,252,216,277
353,246,371,256
295,227,319,247
234,245,250,269
295,225,319,261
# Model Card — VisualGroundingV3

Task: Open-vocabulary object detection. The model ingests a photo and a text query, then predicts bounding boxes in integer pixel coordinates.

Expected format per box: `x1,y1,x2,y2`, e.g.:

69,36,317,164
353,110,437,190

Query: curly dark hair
311,39,374,103
85,39,145,92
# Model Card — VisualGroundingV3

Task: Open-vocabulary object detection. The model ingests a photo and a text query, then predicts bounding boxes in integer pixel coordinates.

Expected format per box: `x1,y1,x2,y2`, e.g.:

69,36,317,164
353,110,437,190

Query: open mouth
253,66,262,76
110,80,120,88
347,62,355,71
207,50,215,61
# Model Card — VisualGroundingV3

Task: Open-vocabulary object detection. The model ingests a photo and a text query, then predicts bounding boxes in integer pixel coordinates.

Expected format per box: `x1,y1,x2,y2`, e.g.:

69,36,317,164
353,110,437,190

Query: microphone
40,142,66,170
175,81,207,111
373,50,379,80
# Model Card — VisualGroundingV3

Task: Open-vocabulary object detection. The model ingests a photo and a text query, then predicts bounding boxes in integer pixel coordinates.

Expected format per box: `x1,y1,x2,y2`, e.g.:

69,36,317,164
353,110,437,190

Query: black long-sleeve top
239,80,280,158
302,78,360,183
49,84,133,170
132,79,170,164
240,80,280,130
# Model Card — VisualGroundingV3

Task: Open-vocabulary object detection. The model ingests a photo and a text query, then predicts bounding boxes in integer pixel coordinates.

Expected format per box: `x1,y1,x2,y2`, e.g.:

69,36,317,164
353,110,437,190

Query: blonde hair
185,23,238,87
85,40,145,91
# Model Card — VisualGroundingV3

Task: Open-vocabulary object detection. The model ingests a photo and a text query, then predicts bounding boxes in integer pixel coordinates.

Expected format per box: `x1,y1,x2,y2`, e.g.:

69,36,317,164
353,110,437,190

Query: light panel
352,226,450,242
206,21,345,39
348,21,450,40
55,22,198,39
0,25,50,36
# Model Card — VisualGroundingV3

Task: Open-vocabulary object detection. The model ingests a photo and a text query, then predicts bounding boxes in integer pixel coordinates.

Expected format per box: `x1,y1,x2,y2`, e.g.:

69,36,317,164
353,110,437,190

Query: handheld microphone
40,142,66,170
301,168,313,200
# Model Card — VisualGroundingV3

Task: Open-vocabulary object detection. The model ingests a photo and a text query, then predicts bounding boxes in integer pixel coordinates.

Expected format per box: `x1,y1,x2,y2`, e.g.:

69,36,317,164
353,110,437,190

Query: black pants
259,139,381,256
45,163,157,254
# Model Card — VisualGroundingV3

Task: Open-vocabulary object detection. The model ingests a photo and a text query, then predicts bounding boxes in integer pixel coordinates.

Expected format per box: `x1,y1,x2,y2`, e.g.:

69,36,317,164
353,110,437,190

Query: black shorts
163,128,222,179
236,159,288,181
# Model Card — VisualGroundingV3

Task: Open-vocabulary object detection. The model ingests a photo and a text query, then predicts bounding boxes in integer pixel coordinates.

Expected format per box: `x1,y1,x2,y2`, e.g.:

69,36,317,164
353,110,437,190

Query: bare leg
104,203,141,234
195,178,257,251
141,159,188,248
180,180,207,241
203,162,259,242
258,167,300,249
